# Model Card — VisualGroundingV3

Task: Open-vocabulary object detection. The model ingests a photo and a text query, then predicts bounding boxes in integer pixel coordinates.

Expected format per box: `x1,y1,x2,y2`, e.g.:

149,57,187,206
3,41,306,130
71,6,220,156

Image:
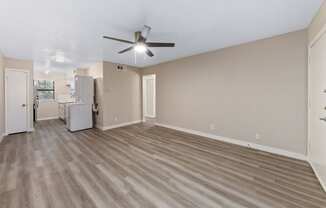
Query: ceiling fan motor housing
135,31,145,43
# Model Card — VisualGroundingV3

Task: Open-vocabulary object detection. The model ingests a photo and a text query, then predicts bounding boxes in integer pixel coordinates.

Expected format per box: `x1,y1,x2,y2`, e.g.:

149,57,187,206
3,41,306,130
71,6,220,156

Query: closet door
5,69,29,134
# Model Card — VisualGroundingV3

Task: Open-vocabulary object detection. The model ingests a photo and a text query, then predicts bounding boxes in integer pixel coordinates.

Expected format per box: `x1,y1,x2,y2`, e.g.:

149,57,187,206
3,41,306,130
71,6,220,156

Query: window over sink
35,80,55,100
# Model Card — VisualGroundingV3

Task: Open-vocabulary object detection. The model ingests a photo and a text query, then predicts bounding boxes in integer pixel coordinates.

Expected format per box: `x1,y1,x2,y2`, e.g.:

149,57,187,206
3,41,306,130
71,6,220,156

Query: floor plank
0,119,325,208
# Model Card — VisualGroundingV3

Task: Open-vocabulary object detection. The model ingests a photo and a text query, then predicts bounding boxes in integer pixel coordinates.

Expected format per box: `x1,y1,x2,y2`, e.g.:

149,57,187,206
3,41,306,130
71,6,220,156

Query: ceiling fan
103,25,175,57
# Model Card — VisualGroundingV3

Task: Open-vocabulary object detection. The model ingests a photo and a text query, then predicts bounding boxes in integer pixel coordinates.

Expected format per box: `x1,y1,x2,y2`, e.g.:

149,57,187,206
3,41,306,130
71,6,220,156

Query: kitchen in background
33,68,95,131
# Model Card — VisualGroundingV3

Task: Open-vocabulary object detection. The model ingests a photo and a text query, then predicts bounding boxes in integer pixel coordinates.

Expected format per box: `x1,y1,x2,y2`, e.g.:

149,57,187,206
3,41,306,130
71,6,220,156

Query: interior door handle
22,104,26,107
320,117,326,122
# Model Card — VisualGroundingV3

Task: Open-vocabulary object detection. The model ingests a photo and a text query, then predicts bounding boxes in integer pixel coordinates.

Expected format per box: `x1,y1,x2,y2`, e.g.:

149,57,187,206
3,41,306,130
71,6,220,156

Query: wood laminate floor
0,120,325,208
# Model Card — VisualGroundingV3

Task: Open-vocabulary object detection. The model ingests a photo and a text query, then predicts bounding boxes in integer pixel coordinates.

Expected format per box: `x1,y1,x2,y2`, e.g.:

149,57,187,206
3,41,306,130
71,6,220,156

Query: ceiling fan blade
103,36,134,44
145,49,154,57
146,42,175,47
118,46,134,54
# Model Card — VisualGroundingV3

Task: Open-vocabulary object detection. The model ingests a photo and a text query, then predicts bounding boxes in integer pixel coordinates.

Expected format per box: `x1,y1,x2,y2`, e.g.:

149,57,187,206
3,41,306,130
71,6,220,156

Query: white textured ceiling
0,0,323,69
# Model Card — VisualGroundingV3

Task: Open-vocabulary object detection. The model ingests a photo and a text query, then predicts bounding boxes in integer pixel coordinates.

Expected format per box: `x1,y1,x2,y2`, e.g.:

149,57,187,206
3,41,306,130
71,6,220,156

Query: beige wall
74,68,89,76
0,53,5,139
4,57,34,131
87,62,142,129
34,71,70,120
102,62,141,127
309,1,326,42
143,30,308,155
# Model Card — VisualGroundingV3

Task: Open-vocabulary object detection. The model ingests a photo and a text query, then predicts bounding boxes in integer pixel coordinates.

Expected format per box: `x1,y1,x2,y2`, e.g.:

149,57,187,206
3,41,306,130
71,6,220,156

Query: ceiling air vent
116,64,126,72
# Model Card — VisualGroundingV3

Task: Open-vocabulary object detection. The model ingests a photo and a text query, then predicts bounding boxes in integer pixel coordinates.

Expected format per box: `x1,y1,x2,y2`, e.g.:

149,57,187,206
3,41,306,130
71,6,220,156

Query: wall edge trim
101,120,143,131
37,116,59,121
308,158,326,192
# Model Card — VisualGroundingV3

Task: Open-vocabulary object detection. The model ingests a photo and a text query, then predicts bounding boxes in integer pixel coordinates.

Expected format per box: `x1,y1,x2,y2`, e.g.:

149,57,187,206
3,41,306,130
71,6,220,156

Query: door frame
307,23,326,192
5,68,31,135
142,74,156,120
308,24,326,157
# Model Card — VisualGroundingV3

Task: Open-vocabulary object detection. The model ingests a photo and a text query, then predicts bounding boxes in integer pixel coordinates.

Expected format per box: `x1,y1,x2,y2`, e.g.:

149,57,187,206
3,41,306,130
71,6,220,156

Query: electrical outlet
255,133,260,140
114,116,118,121
209,124,216,131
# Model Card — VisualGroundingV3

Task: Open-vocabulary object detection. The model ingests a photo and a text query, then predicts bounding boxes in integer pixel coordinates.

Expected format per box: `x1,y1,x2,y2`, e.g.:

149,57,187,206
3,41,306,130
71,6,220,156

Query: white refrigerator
66,76,94,131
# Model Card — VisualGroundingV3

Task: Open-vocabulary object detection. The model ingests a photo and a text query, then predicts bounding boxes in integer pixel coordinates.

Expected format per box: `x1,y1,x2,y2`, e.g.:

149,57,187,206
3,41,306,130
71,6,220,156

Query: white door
143,74,156,118
308,30,326,191
6,69,29,134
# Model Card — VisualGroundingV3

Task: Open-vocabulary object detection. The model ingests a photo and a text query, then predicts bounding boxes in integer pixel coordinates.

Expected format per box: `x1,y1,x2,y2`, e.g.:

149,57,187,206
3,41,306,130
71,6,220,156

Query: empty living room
1,0,326,207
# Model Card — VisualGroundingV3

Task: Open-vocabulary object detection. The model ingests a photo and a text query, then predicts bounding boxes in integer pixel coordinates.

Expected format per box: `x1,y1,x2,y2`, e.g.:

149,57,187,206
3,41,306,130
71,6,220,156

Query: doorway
142,74,156,122
5,69,30,134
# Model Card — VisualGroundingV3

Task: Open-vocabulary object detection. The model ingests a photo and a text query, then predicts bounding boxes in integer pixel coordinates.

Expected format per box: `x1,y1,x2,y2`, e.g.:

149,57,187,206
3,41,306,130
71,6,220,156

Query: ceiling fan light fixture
134,43,147,53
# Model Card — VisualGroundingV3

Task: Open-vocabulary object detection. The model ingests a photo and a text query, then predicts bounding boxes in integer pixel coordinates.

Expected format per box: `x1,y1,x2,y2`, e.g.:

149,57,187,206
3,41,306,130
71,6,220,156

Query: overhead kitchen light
50,51,66,63
55,52,65,63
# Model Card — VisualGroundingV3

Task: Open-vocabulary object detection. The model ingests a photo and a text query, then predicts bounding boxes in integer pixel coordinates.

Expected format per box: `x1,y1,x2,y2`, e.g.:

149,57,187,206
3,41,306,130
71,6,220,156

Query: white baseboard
37,116,59,121
1,128,31,143
155,123,307,161
100,120,142,131
308,158,326,192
